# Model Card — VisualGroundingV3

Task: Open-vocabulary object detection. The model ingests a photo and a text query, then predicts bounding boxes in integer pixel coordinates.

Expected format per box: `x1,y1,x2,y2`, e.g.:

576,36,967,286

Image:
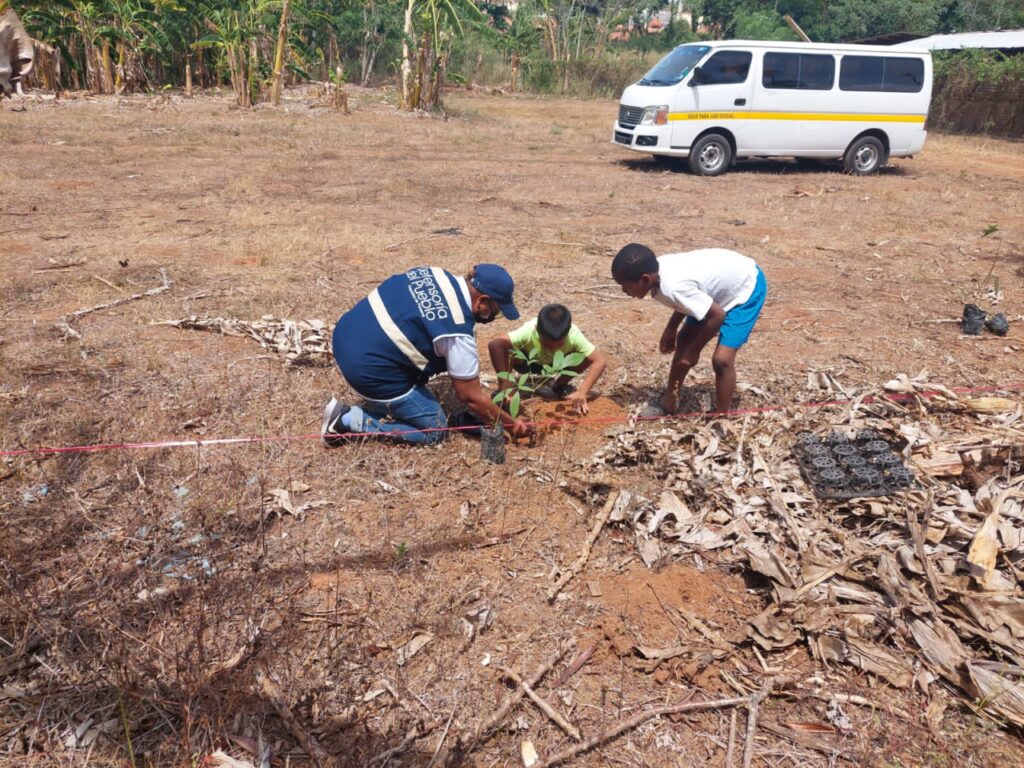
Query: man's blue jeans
348,385,448,445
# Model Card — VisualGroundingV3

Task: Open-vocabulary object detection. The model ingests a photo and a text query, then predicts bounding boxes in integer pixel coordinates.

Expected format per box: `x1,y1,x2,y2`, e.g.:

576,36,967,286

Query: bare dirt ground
1,86,1023,767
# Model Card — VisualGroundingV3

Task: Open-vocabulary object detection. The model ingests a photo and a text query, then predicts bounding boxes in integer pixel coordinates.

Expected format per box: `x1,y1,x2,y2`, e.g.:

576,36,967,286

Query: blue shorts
684,268,767,349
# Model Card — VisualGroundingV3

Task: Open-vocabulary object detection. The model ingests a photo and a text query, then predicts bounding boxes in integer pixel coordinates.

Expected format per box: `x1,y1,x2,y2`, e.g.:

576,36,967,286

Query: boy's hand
567,391,589,415
659,389,678,415
659,325,677,354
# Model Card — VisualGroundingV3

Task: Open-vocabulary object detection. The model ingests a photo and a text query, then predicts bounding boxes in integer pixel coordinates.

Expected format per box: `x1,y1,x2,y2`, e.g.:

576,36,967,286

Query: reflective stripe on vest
368,288,429,369
430,267,466,325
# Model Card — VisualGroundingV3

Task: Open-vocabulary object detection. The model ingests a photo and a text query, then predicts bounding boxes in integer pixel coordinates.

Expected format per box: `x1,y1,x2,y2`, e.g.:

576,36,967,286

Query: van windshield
639,45,711,86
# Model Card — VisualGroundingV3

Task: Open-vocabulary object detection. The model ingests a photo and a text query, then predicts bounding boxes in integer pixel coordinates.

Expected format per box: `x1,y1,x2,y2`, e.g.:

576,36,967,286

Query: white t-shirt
652,249,758,320
432,275,480,380
434,335,480,380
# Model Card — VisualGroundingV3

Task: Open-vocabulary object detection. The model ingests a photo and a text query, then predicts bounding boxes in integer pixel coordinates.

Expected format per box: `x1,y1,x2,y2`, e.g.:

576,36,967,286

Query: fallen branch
742,682,772,768
33,259,86,272
57,268,172,340
537,693,751,767
456,637,574,755
725,710,738,768
425,711,455,768
547,491,625,602
500,667,581,741
551,642,597,688
254,666,332,767
908,493,945,602
369,719,441,767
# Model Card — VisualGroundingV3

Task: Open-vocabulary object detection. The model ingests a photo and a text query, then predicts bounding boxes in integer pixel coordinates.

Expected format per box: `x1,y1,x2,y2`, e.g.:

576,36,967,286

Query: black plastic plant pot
986,313,1009,336
481,423,506,464
810,456,838,472
862,440,891,455
962,303,986,335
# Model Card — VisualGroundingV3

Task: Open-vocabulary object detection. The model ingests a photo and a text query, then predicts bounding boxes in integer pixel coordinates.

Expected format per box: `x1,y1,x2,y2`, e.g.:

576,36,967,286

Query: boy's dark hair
611,243,659,282
537,304,572,341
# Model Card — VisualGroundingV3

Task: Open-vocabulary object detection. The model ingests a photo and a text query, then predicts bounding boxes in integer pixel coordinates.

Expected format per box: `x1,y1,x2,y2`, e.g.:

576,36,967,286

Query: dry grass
1,86,1023,767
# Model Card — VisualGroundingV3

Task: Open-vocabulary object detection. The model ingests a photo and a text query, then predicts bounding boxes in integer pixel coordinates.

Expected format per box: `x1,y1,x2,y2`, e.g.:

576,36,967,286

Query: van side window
840,56,924,93
882,58,925,92
698,51,752,85
762,53,835,90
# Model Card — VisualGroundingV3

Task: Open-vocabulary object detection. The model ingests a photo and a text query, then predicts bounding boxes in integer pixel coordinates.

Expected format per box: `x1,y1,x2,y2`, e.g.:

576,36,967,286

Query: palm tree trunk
270,0,290,105
115,40,125,91
400,0,416,110
101,38,115,93
510,52,520,92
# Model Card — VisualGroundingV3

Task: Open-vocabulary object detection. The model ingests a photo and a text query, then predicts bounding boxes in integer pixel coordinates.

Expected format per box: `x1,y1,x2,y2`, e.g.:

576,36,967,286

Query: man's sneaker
321,397,352,447
449,410,483,436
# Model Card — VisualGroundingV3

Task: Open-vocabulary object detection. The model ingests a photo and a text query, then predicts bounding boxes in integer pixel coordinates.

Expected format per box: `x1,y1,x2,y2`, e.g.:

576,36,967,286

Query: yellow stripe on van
668,111,926,123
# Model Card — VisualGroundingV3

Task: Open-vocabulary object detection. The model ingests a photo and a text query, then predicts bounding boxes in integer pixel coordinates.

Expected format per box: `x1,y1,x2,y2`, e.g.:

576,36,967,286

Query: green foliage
16,0,1024,100
934,48,1024,85
732,9,797,41
492,346,586,419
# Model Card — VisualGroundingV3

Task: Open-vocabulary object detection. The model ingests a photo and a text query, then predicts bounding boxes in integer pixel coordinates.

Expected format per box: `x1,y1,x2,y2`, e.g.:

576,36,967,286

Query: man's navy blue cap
471,264,520,320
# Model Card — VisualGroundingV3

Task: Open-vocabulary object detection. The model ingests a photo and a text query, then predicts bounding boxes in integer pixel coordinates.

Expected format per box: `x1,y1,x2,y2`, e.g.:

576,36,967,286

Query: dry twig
57,268,172,340
254,666,332,766
500,667,581,741
456,637,574,755
547,491,625,602
551,642,597,688
742,681,772,768
725,709,738,768
537,694,751,767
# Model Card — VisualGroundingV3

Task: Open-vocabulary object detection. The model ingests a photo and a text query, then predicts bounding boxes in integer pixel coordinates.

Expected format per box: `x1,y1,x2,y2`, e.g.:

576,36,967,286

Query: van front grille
618,105,644,128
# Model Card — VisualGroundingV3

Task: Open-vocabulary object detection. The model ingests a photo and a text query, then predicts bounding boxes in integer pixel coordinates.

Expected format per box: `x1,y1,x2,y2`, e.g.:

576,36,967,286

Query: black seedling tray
792,429,916,500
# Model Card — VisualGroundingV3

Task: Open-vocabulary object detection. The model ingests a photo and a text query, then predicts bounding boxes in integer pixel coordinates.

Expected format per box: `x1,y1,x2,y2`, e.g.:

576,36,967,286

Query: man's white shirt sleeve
434,335,480,379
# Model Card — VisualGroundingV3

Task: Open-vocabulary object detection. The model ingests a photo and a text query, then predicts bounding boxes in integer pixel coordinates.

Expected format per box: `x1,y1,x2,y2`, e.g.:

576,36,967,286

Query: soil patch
595,562,751,650
522,395,626,454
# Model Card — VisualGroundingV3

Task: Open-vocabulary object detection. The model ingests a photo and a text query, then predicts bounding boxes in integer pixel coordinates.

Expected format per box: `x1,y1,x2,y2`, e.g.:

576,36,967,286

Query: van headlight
640,105,669,126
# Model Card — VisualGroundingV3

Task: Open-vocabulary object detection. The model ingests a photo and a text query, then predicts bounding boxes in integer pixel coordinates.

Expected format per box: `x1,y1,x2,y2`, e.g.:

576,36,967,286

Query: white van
612,40,932,175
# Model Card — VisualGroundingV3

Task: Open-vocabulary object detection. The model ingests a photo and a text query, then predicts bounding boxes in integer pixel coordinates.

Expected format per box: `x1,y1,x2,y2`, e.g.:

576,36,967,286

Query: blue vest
332,267,476,400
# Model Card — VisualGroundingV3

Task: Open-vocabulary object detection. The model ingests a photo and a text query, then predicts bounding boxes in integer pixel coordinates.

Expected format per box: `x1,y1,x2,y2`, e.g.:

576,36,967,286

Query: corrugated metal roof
893,29,1024,50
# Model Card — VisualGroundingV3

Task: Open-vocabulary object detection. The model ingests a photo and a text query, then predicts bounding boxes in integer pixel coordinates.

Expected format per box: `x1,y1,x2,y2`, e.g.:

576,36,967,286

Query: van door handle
734,98,746,106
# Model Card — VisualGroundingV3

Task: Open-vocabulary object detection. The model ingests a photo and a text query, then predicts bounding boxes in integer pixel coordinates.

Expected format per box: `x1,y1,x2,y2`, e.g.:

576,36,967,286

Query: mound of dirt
595,563,750,651
521,396,626,453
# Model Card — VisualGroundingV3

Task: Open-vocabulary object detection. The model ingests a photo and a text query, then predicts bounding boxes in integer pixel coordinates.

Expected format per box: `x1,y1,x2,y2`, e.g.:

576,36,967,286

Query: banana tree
400,0,482,110
194,1,267,106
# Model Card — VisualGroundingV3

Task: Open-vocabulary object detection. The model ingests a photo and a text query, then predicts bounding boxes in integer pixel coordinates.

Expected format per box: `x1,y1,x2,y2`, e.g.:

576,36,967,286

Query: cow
0,5,34,97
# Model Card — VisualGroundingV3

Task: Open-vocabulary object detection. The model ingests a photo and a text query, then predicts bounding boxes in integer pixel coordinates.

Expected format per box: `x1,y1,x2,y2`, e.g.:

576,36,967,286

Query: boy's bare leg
662,323,705,413
711,344,738,413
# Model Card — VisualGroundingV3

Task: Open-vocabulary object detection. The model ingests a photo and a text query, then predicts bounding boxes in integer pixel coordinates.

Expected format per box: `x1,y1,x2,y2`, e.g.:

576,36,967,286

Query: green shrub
934,49,1024,86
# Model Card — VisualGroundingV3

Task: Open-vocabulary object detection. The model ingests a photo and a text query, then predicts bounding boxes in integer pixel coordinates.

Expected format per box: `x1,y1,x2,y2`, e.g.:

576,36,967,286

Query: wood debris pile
582,376,1024,728
153,315,332,365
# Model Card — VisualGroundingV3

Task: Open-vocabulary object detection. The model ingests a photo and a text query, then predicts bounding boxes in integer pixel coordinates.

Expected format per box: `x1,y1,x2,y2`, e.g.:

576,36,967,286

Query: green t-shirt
507,320,595,367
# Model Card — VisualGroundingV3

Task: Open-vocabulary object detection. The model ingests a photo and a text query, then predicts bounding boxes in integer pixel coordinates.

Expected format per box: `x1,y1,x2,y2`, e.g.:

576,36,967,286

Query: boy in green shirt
488,304,608,414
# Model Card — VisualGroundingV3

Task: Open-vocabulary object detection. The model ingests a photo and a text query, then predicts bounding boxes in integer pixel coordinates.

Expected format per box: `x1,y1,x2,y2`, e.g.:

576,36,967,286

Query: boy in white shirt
611,243,767,415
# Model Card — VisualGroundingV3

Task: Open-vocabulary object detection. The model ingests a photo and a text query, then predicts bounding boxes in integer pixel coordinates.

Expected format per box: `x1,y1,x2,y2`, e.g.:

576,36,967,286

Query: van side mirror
689,66,704,86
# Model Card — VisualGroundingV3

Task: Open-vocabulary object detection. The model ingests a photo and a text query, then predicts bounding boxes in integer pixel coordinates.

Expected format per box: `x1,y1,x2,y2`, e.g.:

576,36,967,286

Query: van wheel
688,133,732,176
843,136,885,175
